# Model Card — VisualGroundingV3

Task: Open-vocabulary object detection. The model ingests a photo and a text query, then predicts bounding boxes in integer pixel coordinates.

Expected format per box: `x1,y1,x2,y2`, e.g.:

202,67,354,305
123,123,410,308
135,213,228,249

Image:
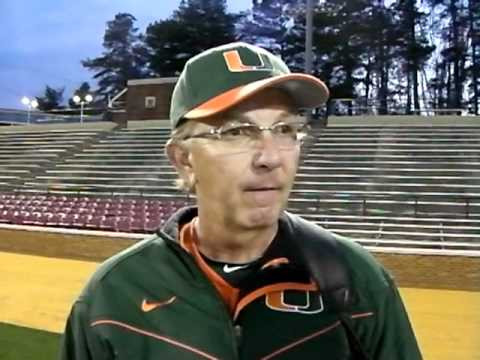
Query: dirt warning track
0,251,479,360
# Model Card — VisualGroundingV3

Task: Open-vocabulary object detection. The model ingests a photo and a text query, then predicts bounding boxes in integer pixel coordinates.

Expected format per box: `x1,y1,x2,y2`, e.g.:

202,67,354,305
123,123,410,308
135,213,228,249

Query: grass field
0,322,59,360
1,251,479,359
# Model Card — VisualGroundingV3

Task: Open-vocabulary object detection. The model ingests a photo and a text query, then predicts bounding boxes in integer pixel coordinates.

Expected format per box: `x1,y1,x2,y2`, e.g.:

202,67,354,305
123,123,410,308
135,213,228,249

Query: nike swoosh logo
223,264,249,273
141,296,176,312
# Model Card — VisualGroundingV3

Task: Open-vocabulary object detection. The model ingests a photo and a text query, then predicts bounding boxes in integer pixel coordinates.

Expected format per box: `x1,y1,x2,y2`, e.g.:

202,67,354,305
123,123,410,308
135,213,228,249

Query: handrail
2,183,480,218
289,191,480,219
302,213,480,224
439,222,445,249
108,88,128,108
310,219,480,230
364,246,480,257
412,108,467,115
290,190,480,200
324,99,471,116
330,228,479,239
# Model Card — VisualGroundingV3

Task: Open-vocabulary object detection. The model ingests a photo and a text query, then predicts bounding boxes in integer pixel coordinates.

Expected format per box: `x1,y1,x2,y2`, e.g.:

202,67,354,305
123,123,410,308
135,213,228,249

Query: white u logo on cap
223,50,271,72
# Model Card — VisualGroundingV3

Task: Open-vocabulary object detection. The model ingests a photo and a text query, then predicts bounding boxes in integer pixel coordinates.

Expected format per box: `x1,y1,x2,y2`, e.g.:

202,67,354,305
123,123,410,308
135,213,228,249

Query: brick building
123,78,177,121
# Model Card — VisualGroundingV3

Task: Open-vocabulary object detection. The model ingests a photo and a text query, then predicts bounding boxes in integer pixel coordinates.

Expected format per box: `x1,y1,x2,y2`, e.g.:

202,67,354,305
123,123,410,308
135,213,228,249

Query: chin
243,206,281,229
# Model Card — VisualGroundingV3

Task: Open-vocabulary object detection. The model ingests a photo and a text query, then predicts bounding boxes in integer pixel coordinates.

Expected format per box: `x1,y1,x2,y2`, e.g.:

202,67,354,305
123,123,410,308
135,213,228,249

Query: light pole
21,96,38,124
73,94,93,123
305,0,314,74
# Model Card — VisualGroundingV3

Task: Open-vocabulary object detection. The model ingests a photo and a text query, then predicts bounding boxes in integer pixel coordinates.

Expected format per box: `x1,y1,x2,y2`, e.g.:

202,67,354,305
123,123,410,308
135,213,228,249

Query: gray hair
166,120,200,194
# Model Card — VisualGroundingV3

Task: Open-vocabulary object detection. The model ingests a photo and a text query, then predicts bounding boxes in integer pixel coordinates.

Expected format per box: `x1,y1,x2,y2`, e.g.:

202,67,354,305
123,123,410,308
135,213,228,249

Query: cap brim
184,73,329,119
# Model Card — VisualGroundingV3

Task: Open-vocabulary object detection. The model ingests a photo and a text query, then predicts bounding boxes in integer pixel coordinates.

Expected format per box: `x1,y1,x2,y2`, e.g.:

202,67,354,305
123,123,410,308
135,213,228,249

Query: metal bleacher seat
1,124,478,251
17,126,177,196
84,215,105,230
0,124,181,232
144,218,162,232
72,214,94,228
99,216,118,231
283,125,480,251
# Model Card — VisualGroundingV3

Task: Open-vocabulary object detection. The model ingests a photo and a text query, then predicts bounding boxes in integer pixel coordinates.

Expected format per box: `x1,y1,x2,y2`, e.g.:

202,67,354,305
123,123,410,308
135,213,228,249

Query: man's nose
252,132,282,170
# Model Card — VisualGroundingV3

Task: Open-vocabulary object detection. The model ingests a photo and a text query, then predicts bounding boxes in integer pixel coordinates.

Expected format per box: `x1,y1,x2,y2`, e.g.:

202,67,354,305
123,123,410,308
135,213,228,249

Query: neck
194,211,278,264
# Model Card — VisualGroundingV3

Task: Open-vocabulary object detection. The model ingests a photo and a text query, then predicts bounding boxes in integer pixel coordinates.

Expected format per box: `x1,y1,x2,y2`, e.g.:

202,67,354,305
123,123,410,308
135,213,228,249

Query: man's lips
244,186,281,192
244,186,282,206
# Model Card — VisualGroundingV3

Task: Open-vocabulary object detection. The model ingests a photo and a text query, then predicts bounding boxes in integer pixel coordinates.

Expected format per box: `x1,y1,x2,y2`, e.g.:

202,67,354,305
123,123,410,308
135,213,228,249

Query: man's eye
274,124,297,135
221,126,255,138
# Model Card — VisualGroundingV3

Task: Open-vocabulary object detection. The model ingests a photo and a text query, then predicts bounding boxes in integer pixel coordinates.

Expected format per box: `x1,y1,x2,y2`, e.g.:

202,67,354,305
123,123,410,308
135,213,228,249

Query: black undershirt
200,253,260,287
199,220,311,290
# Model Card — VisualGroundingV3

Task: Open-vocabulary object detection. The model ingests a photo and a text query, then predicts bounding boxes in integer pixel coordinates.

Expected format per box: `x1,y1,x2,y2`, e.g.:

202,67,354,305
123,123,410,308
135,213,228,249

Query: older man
60,42,422,359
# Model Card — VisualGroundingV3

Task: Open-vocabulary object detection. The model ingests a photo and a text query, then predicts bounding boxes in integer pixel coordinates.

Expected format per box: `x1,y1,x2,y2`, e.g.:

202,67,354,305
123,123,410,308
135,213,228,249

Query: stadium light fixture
73,93,93,123
21,96,38,123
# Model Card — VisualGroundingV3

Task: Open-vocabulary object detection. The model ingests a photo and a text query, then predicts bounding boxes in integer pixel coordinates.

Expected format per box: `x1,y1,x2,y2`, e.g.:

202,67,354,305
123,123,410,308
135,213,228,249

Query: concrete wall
1,224,478,291
328,115,480,127
127,119,170,129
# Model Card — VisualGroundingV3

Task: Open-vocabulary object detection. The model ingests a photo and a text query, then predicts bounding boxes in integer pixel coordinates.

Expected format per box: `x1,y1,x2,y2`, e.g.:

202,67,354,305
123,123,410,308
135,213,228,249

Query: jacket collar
159,205,198,243
158,206,307,268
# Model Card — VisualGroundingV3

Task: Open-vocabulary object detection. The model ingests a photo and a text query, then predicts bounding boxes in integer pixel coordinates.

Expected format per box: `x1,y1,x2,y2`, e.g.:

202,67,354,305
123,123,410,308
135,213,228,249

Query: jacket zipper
194,261,240,359
166,238,240,359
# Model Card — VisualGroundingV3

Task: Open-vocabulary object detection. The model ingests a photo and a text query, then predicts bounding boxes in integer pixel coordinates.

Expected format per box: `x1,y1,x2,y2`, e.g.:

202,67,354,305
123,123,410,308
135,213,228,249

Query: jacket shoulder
332,232,391,289
78,235,168,299
284,212,391,293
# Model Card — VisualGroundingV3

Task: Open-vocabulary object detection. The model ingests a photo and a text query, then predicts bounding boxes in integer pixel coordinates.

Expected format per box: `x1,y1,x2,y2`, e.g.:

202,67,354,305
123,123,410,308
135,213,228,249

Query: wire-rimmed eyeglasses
180,121,310,150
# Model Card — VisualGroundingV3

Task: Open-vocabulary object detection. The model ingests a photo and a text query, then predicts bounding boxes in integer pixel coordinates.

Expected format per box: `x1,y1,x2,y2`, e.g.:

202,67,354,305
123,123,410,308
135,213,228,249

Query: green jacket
59,207,422,359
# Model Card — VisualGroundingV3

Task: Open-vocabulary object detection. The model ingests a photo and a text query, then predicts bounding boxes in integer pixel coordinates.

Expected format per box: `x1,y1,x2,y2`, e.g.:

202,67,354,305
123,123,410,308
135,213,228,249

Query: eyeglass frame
178,120,311,147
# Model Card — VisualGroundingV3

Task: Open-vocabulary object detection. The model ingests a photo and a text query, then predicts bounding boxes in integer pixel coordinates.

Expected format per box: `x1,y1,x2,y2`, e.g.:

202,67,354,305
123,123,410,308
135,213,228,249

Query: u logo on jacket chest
266,290,324,314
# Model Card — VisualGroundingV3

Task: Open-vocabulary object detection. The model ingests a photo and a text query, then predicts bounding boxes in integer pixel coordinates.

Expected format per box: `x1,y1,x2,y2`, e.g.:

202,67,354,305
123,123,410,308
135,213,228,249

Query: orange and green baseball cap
170,42,329,128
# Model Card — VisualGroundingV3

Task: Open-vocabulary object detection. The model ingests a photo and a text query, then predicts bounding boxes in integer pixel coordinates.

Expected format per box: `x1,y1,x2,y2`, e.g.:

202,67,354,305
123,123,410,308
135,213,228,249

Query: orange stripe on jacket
179,218,240,314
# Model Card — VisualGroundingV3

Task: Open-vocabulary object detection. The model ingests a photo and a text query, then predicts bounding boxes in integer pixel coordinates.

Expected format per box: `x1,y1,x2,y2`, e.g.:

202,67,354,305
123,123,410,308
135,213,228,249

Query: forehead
195,88,297,128
230,88,296,114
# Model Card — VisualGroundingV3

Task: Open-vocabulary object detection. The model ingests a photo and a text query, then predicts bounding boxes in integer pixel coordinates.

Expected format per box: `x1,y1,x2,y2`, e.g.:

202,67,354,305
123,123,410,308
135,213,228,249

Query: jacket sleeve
59,301,110,360
347,270,423,360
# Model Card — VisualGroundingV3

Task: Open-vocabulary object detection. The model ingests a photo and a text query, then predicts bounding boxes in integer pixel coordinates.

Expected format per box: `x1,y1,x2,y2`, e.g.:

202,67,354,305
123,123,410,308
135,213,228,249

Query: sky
0,0,252,110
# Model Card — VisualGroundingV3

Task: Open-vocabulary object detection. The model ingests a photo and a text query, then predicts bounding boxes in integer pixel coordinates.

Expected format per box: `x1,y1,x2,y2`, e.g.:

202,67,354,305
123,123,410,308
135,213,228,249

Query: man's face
184,89,301,231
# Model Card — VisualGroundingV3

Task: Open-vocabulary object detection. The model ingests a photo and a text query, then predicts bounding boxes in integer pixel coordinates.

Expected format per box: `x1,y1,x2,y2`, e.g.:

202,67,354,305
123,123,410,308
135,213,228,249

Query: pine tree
425,0,469,110
357,1,401,114
236,0,299,54
393,0,435,114
36,86,64,111
467,0,479,113
308,0,371,113
82,13,149,102
145,0,238,76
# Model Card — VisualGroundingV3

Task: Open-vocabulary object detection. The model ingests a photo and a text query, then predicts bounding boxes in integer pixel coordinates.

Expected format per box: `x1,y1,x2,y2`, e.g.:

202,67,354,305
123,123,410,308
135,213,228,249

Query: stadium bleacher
22,127,178,194
0,123,479,253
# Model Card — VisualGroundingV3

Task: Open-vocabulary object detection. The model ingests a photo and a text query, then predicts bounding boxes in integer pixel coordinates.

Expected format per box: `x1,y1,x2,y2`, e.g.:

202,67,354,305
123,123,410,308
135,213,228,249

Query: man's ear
166,139,191,169
166,139,194,181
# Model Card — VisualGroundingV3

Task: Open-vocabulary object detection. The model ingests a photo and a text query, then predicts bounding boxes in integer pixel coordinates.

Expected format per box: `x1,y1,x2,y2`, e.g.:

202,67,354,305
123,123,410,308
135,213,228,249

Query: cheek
284,148,300,175
194,154,245,193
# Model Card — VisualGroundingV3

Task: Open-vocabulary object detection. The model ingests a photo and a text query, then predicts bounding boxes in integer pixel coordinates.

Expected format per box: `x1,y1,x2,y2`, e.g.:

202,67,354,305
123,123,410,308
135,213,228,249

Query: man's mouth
242,183,284,206
245,187,280,192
